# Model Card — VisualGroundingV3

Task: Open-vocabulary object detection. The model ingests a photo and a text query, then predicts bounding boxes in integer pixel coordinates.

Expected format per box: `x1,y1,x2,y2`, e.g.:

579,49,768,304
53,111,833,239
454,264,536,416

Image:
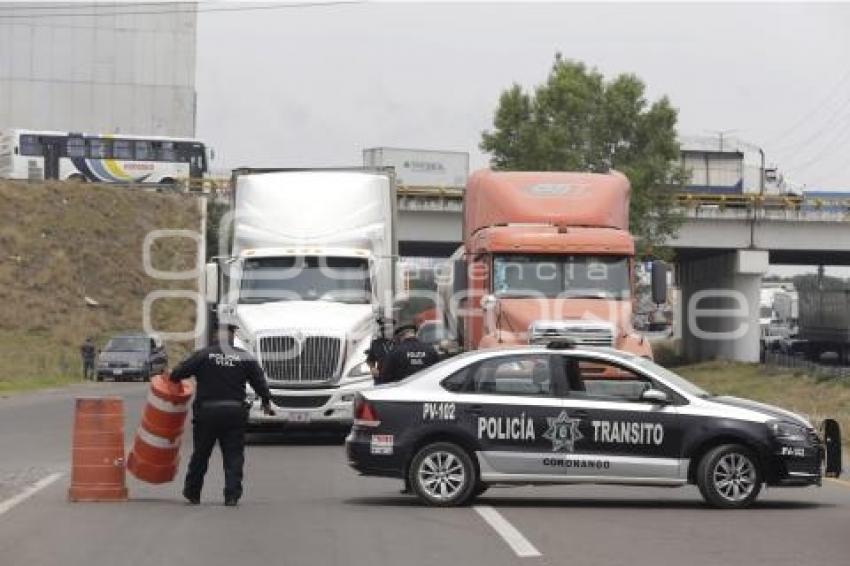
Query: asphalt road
1,383,849,566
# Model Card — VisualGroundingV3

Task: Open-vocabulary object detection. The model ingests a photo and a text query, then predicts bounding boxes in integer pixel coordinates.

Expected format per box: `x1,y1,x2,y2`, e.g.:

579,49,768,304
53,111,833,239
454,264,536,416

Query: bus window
20,135,43,156
114,140,132,160
134,140,152,161
88,138,110,159
67,137,86,158
158,142,176,162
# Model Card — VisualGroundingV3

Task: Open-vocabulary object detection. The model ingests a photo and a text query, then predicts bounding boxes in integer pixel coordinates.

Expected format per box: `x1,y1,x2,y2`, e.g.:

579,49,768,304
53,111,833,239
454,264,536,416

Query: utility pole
705,129,739,152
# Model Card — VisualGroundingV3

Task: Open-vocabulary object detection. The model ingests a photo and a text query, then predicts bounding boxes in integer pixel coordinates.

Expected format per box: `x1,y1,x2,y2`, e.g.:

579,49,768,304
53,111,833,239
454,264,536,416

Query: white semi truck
204,168,398,430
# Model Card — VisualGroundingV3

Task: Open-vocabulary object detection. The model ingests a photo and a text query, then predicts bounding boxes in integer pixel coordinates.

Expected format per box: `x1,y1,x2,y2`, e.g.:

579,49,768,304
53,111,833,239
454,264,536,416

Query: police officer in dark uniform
80,337,96,380
365,316,394,378
169,324,275,506
376,324,440,385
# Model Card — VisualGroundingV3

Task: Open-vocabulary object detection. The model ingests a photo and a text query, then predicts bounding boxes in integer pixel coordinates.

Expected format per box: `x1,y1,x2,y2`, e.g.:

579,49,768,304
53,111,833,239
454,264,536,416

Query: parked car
95,333,167,382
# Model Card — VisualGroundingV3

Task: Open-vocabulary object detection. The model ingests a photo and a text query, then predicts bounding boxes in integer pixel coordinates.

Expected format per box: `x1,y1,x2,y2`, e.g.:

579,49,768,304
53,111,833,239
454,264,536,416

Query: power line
0,1,361,19
770,94,850,159
779,111,850,173
0,2,196,10
802,154,850,189
766,67,850,144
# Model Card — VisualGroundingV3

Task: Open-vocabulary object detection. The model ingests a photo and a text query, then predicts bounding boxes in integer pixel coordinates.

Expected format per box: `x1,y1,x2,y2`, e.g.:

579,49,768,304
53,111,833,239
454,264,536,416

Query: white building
0,2,197,137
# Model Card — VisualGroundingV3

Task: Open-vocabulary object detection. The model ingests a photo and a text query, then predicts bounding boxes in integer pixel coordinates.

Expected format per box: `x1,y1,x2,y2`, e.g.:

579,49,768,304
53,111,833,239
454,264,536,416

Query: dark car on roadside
95,333,168,382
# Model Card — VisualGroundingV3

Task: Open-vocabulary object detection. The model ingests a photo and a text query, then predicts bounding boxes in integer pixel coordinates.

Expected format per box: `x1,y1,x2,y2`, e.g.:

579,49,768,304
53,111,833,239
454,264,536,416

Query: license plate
284,411,312,423
113,369,123,375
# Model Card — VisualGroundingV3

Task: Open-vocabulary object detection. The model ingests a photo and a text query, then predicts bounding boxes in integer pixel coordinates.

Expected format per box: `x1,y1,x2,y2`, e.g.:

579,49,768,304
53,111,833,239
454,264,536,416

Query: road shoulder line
474,504,542,558
0,473,64,518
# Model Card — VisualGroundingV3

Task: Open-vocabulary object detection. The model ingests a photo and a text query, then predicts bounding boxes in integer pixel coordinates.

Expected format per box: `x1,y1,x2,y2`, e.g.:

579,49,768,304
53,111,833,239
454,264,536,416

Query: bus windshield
240,256,372,304
493,254,630,300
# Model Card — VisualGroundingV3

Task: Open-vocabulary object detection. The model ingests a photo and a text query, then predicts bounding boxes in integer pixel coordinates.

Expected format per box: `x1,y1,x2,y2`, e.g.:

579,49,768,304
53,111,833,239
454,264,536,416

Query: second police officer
376,323,440,385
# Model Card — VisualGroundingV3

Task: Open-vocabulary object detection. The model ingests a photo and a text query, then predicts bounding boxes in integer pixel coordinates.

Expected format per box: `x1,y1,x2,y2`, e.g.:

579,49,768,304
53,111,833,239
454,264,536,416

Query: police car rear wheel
697,444,762,509
409,442,476,507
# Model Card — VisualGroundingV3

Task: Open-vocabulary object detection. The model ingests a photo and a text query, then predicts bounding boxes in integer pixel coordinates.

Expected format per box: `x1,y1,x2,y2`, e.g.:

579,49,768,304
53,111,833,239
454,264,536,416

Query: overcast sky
196,1,850,191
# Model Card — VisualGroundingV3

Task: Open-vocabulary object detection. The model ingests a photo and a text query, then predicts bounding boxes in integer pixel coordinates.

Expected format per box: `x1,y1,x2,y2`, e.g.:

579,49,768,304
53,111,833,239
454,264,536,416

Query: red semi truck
440,169,666,357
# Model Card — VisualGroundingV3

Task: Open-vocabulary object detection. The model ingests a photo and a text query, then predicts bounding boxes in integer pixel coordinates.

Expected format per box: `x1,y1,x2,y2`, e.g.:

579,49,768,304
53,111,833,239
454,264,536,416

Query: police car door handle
465,405,483,415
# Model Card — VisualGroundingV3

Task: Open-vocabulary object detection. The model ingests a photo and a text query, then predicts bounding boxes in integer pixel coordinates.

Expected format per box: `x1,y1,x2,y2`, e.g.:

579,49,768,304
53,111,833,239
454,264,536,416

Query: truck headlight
769,421,807,443
347,361,372,377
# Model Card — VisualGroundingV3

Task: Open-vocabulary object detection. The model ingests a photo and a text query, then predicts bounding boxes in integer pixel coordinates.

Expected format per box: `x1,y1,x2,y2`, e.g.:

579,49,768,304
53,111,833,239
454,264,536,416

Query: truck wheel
409,442,476,507
697,444,762,509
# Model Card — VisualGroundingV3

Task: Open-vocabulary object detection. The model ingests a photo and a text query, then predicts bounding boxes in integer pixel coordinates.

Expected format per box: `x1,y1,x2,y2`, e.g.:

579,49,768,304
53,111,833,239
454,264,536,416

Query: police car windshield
240,256,371,304
630,356,711,398
493,254,630,300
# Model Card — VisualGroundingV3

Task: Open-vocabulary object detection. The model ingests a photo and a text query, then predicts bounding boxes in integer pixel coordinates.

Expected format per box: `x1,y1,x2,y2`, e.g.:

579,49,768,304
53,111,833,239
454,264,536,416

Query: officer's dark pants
82,360,94,380
184,403,247,501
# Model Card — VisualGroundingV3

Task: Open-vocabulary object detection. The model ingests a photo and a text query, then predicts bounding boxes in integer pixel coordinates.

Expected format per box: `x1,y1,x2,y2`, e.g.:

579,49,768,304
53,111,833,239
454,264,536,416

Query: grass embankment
0,181,201,393
678,361,850,449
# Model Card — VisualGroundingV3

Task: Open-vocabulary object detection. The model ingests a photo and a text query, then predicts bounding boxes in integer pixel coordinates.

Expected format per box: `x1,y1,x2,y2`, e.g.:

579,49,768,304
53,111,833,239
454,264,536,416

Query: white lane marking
474,505,542,558
0,473,64,518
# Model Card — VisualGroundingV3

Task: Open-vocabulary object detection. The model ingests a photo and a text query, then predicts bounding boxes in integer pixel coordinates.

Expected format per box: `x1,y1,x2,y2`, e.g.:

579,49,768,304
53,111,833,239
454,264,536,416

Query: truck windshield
493,254,630,299
240,256,371,304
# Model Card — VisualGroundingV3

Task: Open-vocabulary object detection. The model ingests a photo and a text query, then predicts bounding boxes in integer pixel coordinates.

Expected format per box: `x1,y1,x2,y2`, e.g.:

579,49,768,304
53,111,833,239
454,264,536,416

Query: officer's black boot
183,489,200,505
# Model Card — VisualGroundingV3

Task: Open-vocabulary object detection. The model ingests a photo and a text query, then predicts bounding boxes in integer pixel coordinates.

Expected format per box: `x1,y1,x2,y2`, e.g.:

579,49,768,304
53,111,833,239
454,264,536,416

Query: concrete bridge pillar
679,250,768,363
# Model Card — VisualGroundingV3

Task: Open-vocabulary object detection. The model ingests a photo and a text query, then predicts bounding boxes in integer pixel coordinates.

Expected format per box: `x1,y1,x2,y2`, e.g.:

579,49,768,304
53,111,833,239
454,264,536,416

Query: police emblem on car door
452,353,568,477
556,353,685,481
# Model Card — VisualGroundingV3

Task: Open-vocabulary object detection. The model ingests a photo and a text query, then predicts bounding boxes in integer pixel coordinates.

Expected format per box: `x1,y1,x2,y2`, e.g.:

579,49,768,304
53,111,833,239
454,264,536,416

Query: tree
480,54,686,257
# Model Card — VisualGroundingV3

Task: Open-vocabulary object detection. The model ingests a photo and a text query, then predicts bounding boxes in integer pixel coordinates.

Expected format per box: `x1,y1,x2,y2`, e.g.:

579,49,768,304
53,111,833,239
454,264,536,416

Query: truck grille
529,321,615,347
258,334,343,383
271,395,331,408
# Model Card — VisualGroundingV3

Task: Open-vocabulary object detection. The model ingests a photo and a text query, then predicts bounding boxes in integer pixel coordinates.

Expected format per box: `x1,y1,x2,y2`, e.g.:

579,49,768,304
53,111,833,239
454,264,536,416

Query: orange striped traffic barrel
68,397,128,502
127,375,194,484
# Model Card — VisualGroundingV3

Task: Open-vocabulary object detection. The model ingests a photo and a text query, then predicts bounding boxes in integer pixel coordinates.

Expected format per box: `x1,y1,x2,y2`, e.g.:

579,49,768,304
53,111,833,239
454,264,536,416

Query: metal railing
9,176,850,217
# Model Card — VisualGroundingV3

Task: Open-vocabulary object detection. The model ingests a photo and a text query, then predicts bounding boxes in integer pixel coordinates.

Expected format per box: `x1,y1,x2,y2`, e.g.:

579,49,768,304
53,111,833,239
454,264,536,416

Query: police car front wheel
697,444,763,509
409,442,477,507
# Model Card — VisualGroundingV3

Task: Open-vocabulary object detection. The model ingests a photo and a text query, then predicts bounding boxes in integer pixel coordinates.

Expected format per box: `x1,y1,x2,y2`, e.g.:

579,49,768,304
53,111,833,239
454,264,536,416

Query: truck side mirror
452,259,468,295
651,261,668,304
205,262,219,304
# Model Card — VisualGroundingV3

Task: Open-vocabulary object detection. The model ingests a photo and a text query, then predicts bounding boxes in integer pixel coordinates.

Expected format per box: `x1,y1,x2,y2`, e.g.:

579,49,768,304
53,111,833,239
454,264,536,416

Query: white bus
0,129,209,184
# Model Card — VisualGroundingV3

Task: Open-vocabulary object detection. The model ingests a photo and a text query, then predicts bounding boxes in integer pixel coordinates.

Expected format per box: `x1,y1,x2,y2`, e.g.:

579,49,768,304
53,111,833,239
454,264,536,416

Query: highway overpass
395,189,850,362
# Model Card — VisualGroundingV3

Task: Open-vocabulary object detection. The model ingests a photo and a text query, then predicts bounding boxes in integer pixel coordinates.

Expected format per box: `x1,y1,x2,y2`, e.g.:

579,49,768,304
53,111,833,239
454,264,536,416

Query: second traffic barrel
127,375,193,484
68,397,128,502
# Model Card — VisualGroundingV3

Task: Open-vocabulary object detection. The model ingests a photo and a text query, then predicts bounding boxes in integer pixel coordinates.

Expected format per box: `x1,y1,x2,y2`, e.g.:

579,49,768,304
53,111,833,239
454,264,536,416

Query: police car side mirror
641,389,669,404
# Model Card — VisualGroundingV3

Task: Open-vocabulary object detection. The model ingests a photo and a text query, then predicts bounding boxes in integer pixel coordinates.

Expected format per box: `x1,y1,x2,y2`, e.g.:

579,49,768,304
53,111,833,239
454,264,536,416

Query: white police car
346,343,842,508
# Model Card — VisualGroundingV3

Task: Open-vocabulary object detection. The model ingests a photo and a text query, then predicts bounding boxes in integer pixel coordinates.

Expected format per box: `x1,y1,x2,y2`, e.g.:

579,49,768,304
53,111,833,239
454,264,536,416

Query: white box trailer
205,167,398,429
363,147,469,189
